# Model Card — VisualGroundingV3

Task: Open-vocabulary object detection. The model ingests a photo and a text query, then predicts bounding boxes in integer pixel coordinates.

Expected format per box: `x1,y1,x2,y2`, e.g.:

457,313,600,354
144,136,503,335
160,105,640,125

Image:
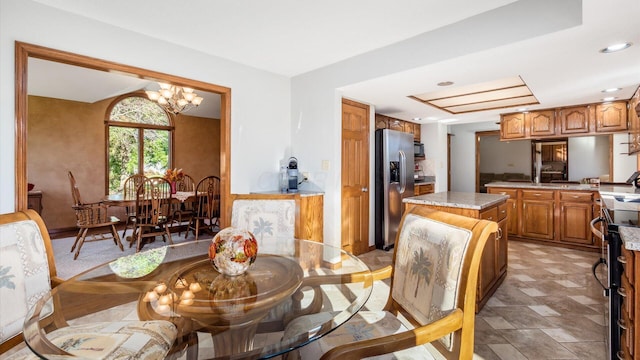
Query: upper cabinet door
559,105,590,134
501,113,527,140
627,87,640,155
375,114,388,130
528,110,556,137
596,101,628,132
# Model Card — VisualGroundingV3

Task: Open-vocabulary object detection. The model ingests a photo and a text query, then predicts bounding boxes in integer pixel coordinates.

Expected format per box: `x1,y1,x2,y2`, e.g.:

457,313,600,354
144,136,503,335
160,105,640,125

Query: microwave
414,142,425,157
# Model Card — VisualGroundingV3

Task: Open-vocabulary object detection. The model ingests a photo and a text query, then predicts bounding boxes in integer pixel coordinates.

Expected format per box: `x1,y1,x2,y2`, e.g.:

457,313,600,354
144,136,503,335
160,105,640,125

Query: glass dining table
22,239,373,359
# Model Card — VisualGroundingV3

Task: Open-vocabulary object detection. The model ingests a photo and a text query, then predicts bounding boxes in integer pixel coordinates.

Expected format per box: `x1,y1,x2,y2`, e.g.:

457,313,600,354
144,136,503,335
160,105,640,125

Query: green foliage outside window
108,96,172,194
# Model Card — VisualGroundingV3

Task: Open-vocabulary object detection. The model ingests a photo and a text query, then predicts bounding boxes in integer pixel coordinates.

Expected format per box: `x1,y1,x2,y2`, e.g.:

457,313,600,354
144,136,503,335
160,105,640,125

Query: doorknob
362,187,368,192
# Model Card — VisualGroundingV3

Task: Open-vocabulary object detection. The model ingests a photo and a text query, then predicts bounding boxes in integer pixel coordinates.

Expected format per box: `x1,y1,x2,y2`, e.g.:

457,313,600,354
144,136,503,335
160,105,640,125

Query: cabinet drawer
559,191,593,203
498,203,508,221
620,274,634,322
489,188,518,199
521,190,554,201
621,306,634,358
480,207,499,222
620,246,635,285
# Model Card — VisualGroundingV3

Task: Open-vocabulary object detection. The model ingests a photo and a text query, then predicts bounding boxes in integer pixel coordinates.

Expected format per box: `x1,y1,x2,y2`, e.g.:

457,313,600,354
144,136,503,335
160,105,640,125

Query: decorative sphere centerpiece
209,227,258,276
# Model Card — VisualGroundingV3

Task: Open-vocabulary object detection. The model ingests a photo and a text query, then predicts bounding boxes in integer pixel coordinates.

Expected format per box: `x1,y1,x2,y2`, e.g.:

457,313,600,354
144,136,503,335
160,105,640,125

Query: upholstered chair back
0,210,60,353
391,211,473,352
231,197,296,254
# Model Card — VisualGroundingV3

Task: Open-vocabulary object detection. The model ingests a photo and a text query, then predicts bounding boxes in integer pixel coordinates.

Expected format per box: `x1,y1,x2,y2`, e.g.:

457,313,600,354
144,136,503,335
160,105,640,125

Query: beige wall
27,95,220,231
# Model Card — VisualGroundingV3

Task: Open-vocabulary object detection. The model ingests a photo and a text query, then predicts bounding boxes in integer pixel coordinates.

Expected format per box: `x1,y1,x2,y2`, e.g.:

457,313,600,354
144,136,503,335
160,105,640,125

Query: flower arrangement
164,168,184,182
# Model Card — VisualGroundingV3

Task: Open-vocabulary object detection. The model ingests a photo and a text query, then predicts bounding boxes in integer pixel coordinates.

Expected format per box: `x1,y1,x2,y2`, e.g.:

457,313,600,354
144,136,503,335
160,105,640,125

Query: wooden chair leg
165,226,174,245
73,228,89,260
111,224,124,251
122,216,130,238
136,227,143,253
70,228,83,252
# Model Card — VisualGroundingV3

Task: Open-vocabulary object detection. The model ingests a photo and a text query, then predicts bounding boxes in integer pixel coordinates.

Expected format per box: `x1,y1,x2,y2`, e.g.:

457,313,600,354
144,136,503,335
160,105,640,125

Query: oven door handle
590,216,604,239
592,257,608,292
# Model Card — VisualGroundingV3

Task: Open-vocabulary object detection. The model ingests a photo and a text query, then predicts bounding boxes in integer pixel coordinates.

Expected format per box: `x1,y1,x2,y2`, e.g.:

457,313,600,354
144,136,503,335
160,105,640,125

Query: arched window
106,94,174,194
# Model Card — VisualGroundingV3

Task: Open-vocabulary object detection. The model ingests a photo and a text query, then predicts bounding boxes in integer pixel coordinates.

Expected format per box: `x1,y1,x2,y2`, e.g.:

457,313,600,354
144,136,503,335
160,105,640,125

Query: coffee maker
287,157,299,192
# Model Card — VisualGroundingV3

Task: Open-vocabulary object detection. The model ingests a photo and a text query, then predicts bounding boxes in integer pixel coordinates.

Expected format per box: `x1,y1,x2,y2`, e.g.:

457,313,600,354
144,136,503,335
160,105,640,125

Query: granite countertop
415,180,436,185
618,226,640,251
404,191,509,210
485,181,596,191
251,190,324,197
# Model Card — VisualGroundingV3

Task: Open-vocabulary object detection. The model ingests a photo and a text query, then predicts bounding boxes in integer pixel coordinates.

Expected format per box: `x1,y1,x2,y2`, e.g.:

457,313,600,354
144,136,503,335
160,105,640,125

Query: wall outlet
302,172,310,181
321,160,330,171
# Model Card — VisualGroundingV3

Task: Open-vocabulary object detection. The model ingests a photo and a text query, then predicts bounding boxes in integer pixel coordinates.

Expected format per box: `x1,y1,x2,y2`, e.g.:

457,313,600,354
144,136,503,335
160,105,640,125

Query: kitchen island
485,181,601,251
403,191,509,312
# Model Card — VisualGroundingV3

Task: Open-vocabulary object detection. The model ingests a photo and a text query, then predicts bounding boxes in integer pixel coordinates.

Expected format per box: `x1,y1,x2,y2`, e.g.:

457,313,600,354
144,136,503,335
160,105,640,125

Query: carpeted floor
52,228,212,279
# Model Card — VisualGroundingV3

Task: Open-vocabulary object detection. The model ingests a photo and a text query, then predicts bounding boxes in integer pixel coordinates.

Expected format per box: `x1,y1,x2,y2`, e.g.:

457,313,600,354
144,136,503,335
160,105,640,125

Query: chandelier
145,82,204,115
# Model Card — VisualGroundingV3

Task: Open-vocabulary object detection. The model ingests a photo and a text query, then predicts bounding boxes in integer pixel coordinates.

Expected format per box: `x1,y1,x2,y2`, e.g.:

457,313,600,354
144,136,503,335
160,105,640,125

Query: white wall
480,135,532,175
421,123,449,192
613,133,638,182
0,0,291,214
0,0,586,251
568,136,609,181
448,122,500,192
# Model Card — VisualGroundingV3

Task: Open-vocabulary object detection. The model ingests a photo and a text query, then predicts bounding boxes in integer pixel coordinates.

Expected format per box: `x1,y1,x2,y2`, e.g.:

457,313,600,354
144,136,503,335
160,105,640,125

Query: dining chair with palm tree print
283,206,498,360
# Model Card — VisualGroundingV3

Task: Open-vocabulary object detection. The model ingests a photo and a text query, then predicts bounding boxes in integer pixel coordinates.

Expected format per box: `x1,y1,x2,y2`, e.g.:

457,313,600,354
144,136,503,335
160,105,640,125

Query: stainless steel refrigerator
375,129,415,250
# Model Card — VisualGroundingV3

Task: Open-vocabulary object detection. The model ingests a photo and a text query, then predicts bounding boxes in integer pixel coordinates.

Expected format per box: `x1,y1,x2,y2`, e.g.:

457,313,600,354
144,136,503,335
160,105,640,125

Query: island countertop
485,181,597,191
403,191,509,210
618,226,640,251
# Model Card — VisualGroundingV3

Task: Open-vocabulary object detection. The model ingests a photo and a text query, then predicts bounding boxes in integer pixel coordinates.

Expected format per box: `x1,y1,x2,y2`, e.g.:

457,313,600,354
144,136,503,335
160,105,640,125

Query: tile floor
357,240,608,360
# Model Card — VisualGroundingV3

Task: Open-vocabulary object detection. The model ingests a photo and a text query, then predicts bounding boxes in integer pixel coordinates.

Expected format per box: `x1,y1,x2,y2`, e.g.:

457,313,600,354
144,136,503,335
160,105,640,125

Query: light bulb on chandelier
145,82,204,115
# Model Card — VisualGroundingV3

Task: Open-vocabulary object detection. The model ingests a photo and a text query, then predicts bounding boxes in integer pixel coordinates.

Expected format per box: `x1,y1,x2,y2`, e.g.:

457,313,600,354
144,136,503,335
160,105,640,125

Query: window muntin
107,95,173,194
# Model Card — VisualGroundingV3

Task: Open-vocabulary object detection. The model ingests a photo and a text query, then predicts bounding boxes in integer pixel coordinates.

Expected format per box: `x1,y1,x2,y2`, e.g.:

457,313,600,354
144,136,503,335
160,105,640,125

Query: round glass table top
23,239,373,359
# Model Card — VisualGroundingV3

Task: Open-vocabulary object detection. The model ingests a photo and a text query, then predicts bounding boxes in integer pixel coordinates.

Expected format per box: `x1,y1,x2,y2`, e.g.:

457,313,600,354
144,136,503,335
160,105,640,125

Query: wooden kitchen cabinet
374,114,388,129
414,183,434,195
596,101,628,133
521,190,555,240
559,105,591,134
488,188,519,236
499,99,632,141
387,118,404,131
528,110,556,137
618,245,638,360
488,185,601,251
375,114,420,141
558,191,595,246
477,206,508,310
500,113,527,140
628,86,640,155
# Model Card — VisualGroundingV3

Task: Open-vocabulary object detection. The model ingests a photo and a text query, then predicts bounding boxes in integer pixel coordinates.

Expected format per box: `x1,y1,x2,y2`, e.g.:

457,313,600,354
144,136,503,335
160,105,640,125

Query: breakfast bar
403,191,509,312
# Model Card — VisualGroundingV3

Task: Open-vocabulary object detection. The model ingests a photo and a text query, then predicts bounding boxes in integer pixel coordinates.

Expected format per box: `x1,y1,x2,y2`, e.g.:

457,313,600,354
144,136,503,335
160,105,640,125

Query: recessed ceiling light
413,117,421,121
600,42,632,53
602,96,617,101
602,88,622,93
437,81,454,86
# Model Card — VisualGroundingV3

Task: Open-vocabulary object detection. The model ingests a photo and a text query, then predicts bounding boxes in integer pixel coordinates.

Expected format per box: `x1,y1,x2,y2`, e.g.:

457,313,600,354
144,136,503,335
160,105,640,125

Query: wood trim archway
14,41,232,226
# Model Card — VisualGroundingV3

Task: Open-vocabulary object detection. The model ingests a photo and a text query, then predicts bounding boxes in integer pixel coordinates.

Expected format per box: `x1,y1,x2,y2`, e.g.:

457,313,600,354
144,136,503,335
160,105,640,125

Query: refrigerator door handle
399,150,406,194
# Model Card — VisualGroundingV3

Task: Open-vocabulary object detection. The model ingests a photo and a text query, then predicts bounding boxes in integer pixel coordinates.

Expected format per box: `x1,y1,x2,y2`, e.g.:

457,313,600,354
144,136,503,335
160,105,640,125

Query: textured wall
27,95,219,231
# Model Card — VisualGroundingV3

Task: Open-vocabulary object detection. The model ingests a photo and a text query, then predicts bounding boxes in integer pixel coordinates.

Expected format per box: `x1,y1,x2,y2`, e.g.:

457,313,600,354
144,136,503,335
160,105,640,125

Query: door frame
14,41,232,226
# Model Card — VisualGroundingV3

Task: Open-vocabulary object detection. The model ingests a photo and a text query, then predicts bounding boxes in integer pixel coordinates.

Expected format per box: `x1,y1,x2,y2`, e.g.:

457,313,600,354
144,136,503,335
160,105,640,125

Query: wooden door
341,99,370,255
